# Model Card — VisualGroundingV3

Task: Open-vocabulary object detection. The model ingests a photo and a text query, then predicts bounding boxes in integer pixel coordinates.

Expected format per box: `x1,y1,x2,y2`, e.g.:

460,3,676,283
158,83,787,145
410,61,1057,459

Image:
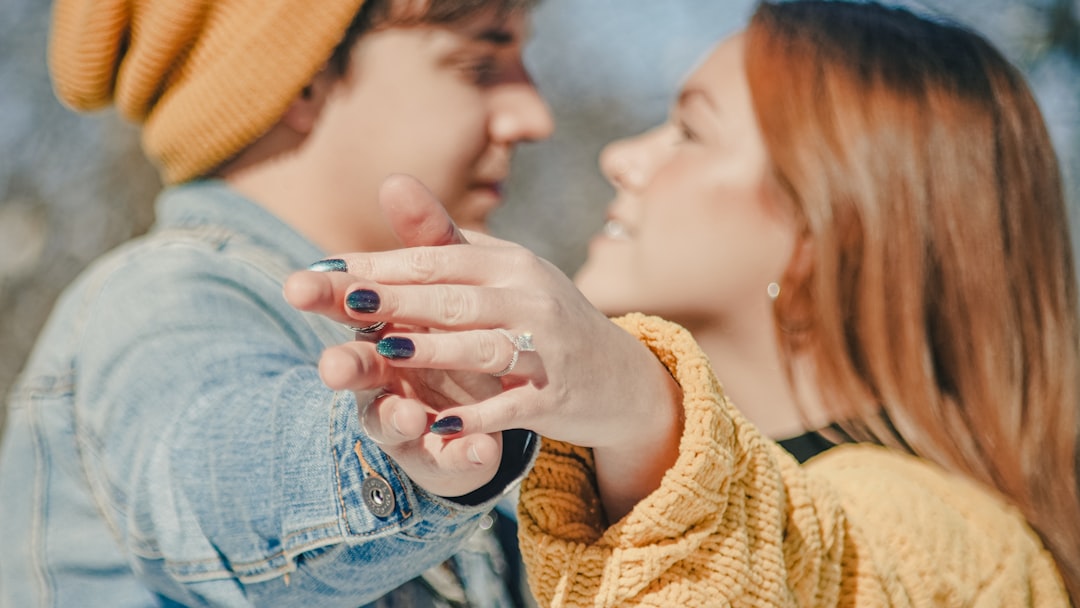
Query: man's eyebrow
472,27,515,45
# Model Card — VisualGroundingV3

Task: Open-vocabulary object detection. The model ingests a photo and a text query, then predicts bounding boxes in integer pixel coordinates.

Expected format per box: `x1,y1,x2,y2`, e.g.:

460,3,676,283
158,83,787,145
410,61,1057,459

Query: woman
287,0,1080,604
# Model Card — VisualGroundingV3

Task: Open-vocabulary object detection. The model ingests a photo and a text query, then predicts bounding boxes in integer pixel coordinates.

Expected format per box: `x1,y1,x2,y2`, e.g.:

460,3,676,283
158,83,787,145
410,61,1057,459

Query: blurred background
1,0,1078,426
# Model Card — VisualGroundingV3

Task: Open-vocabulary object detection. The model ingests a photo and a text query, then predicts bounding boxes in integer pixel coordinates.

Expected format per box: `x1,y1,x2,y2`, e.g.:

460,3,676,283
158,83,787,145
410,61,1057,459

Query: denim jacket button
362,476,395,517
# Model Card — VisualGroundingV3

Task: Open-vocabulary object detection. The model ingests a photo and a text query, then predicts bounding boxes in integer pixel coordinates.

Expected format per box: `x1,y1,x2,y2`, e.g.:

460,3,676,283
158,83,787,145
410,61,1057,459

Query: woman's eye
678,122,699,143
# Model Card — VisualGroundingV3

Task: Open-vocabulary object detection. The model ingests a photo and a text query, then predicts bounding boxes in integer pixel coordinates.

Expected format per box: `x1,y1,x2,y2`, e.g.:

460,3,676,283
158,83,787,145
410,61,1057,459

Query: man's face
298,8,553,253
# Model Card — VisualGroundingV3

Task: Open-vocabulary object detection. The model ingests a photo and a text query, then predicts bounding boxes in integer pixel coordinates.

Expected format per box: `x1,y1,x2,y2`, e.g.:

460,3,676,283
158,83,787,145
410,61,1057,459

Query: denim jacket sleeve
68,229,532,606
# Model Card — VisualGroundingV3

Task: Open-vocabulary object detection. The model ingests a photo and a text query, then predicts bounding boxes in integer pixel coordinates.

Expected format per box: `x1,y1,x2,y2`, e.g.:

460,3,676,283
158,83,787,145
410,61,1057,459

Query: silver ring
346,321,387,334
492,329,535,377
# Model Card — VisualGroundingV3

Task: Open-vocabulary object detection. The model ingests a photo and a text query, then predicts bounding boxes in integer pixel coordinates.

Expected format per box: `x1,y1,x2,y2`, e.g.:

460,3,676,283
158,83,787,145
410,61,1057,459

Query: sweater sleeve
516,314,1070,607
517,314,850,606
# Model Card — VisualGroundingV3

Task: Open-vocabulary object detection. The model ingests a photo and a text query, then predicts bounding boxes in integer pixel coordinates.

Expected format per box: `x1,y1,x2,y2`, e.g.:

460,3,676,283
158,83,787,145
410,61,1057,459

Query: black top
777,427,844,464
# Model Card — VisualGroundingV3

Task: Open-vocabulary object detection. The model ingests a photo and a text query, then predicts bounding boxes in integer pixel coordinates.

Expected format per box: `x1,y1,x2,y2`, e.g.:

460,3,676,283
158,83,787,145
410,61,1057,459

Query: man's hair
329,0,540,75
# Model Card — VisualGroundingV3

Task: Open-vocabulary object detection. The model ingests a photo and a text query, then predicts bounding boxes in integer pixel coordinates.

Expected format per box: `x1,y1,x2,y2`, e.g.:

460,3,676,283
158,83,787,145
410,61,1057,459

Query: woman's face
575,33,799,332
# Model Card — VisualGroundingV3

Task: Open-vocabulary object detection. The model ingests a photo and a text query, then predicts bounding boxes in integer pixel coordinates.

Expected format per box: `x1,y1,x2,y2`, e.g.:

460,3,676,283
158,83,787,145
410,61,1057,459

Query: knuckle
497,391,535,425
471,409,489,435
404,248,440,282
420,336,445,366
320,346,366,388
435,286,475,324
530,292,563,320
375,288,401,316
346,255,375,278
477,332,505,369
504,248,537,275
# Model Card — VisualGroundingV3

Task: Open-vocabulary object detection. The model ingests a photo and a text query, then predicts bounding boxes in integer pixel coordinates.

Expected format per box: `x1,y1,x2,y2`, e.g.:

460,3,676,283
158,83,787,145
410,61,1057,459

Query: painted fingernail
346,289,381,313
308,258,347,272
376,337,415,359
430,416,464,436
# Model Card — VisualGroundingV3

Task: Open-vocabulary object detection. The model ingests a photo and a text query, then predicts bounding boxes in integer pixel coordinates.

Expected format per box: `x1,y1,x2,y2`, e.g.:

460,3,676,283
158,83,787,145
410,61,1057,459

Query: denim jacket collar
155,179,326,271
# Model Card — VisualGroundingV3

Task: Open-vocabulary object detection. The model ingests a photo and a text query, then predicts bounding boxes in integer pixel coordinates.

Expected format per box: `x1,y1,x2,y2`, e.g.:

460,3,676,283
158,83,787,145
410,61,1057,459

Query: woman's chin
575,280,627,317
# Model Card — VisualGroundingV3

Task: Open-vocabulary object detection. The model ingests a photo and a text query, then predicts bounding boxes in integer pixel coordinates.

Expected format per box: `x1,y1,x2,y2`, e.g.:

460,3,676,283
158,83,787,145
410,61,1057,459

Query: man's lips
472,181,504,195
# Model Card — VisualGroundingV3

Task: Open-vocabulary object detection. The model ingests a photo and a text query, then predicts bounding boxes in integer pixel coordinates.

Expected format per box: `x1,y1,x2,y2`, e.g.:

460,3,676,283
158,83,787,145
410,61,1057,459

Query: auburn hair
745,0,1080,601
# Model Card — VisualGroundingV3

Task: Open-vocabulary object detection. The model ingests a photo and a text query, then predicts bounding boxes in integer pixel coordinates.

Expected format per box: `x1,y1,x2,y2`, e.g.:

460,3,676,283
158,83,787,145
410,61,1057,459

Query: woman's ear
280,66,334,135
787,234,814,283
775,233,816,337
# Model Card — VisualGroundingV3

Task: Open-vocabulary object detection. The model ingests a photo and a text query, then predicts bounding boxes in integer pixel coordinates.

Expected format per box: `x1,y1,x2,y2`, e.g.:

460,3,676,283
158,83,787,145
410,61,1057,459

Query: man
0,0,552,605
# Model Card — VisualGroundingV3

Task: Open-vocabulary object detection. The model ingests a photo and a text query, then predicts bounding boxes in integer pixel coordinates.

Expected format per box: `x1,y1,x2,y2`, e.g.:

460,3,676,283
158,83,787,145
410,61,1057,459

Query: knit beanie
49,0,368,184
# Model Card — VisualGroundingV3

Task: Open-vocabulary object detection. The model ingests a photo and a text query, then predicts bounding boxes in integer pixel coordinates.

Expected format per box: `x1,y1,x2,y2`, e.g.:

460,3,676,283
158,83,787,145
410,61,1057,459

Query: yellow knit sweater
518,314,1069,607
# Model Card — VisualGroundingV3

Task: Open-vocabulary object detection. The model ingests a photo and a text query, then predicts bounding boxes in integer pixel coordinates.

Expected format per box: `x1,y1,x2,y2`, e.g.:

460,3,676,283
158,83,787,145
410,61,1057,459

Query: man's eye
465,58,499,85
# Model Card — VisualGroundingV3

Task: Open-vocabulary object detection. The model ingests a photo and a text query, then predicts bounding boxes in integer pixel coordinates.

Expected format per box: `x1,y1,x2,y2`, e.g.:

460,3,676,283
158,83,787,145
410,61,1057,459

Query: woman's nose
600,129,655,191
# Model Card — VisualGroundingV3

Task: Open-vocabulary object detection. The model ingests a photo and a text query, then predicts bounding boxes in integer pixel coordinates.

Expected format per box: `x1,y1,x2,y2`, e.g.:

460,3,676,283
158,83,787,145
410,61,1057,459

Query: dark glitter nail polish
430,416,464,436
308,258,348,272
346,289,381,313
376,337,415,359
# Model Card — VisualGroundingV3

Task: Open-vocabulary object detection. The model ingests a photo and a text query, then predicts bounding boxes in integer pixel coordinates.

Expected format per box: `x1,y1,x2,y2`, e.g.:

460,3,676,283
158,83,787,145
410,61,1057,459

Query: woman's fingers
378,173,503,249
335,242,530,288
284,268,368,325
339,359,505,497
359,392,430,445
379,174,471,248
340,281,547,333
425,389,542,440
371,329,541,379
361,389,504,497
285,247,540,329
283,269,335,311
318,341,396,390
404,431,501,497
374,420,504,497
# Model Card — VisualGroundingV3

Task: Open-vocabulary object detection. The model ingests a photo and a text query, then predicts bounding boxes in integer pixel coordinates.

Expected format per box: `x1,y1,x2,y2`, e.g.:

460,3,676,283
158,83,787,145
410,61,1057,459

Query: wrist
594,349,684,522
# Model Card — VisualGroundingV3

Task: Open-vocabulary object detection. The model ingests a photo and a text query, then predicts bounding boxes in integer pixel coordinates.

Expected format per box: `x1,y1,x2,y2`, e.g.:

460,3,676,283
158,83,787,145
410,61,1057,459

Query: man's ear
281,66,334,135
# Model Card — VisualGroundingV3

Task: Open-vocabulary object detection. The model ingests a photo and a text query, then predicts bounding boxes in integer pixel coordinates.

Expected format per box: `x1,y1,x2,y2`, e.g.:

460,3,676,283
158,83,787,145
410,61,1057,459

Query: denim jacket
0,181,536,607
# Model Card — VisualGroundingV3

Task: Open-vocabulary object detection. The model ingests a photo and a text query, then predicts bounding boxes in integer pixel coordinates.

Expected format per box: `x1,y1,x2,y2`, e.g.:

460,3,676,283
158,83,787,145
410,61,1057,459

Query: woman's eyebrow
677,87,718,112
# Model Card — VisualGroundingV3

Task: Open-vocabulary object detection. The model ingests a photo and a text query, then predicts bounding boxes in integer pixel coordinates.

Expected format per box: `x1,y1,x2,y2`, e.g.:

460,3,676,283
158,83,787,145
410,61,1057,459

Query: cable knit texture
518,313,1069,606
49,0,367,184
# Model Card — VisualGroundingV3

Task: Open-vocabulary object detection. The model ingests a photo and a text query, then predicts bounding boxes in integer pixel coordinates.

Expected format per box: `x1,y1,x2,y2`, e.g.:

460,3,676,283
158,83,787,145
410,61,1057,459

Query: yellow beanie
49,0,368,184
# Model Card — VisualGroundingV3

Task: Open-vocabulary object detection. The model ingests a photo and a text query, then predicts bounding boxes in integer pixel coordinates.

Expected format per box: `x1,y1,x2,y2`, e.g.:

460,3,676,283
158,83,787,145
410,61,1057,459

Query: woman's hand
286,176,507,499
286,175,685,518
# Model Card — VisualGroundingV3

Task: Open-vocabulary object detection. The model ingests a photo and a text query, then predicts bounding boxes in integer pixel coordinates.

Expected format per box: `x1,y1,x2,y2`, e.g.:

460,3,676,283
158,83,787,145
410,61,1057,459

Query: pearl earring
767,282,781,300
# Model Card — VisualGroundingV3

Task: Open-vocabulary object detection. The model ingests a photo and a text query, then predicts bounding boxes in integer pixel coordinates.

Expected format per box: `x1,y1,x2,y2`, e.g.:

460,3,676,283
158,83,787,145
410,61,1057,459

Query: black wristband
447,429,538,506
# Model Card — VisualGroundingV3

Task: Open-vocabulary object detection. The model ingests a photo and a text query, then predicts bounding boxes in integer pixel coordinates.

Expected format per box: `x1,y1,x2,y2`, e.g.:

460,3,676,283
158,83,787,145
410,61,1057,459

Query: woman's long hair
746,1,1080,600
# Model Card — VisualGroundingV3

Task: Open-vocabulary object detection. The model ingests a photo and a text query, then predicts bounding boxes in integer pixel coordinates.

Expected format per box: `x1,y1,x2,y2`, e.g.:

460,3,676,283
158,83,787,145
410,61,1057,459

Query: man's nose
489,77,555,144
